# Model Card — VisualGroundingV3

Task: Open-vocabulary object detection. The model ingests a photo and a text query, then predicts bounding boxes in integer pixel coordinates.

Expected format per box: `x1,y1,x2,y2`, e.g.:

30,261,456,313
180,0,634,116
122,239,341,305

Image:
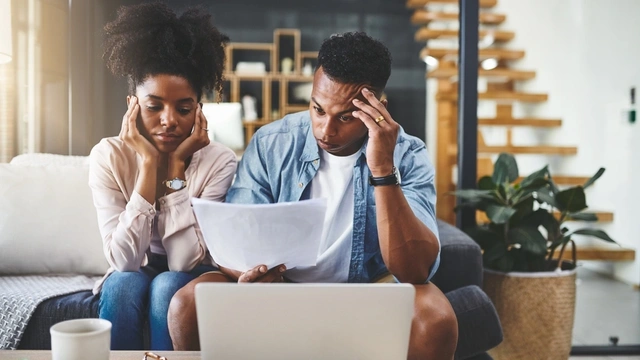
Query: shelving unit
213,29,318,147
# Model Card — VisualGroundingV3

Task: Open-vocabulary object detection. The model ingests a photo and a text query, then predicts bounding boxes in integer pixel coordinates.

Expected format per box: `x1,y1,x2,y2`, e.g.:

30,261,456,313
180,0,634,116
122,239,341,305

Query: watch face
395,168,402,185
168,179,185,190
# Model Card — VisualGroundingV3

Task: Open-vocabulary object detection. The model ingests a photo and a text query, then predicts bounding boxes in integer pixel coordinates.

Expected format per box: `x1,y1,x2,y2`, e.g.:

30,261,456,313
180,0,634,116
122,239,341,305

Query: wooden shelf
407,0,497,9
437,91,548,102
224,72,271,80
224,29,317,149
478,117,562,127
274,74,314,81
420,47,526,61
429,68,536,81
284,104,310,113
242,120,271,127
411,10,506,25
415,28,515,42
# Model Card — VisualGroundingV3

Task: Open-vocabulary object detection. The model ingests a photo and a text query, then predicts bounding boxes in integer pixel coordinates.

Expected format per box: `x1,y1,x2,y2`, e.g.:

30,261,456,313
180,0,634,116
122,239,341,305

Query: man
168,32,458,359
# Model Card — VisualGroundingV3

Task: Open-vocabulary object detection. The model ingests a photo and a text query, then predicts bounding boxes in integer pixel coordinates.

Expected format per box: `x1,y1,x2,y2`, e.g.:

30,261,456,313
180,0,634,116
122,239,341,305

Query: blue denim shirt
226,111,440,283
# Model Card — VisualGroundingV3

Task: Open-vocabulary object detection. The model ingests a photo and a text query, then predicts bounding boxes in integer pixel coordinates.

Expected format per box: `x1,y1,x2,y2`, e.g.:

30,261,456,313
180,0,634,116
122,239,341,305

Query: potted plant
452,153,616,360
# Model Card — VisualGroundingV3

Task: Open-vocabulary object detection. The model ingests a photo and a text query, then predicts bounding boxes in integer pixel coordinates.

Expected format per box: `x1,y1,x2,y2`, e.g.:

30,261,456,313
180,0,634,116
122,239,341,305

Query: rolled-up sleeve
88,145,154,272
399,145,440,282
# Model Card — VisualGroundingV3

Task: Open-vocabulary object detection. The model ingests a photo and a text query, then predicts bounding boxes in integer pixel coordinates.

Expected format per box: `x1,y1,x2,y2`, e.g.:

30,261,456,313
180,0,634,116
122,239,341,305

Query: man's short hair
317,32,392,90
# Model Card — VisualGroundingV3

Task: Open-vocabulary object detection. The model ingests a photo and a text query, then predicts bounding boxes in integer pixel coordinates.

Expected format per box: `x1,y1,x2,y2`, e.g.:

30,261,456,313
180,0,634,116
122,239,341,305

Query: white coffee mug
50,318,111,360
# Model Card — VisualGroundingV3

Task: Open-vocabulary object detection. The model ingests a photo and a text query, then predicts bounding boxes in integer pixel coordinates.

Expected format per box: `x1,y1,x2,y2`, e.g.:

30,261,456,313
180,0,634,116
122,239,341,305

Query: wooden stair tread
480,145,578,155
407,0,497,9
416,28,515,42
476,210,614,224
448,144,578,155
514,175,589,185
429,67,535,81
421,47,525,61
556,247,634,261
554,211,614,222
411,10,506,25
478,117,562,127
437,91,548,102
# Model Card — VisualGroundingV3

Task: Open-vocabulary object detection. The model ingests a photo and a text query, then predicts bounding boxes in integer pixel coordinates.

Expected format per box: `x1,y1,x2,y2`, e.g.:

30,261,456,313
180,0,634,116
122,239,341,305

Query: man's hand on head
351,88,400,177
218,264,287,283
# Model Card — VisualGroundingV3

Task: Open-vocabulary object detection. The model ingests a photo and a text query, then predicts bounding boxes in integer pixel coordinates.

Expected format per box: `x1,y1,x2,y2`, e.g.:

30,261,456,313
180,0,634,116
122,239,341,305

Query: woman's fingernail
353,99,360,103
363,88,370,93
279,266,286,273
260,266,267,273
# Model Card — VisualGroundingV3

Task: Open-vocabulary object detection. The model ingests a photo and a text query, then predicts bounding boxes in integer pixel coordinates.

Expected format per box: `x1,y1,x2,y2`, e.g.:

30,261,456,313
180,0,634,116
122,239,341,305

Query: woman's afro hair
103,2,229,100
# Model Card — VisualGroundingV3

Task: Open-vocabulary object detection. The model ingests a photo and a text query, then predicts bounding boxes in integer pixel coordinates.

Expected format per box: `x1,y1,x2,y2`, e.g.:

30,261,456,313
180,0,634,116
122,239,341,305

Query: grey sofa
17,219,502,359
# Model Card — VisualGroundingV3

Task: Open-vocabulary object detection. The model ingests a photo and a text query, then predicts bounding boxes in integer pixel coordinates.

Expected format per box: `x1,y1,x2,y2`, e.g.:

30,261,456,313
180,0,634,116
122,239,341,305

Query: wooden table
0,350,200,359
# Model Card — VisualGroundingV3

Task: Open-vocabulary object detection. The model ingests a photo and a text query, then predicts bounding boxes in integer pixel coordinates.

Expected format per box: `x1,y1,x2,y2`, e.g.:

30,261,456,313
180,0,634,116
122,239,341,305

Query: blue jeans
98,254,215,350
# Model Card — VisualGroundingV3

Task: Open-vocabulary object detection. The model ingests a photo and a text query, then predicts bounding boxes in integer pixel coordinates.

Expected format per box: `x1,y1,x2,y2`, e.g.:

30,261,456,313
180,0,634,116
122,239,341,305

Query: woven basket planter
483,264,577,360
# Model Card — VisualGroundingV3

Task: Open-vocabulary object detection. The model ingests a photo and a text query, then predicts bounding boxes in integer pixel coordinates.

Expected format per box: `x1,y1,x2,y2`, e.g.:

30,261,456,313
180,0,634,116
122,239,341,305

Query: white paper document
191,198,327,272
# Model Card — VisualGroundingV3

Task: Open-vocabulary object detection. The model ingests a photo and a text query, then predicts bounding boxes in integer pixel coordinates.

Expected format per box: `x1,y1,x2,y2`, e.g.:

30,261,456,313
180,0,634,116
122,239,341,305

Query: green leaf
583,168,605,189
556,187,588,213
547,174,560,194
485,203,517,224
450,189,496,202
508,227,548,255
478,176,496,191
509,196,535,225
520,165,549,189
566,212,599,222
484,242,508,263
571,229,617,244
498,183,508,202
493,153,519,184
465,226,502,251
483,243,514,272
535,188,558,208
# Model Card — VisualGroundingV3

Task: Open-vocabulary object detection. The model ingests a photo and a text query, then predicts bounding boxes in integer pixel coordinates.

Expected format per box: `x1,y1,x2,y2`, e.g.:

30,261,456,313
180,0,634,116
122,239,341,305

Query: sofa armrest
431,220,483,294
447,285,503,359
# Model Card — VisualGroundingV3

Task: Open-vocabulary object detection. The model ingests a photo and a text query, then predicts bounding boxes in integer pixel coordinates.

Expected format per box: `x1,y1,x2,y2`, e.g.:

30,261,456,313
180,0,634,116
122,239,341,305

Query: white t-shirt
285,149,359,283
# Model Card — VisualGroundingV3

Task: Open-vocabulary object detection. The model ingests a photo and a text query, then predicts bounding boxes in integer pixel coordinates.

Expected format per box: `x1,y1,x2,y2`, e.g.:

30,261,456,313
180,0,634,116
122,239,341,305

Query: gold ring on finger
374,115,385,124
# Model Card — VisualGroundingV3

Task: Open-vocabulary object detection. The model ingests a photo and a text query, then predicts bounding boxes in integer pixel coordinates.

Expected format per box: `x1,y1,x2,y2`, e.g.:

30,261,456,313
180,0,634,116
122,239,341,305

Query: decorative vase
483,263,577,360
281,57,293,75
241,95,258,121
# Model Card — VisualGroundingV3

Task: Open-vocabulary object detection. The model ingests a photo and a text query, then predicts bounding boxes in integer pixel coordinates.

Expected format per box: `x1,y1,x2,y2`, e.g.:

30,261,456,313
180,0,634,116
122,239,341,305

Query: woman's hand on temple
119,96,159,164
170,104,211,164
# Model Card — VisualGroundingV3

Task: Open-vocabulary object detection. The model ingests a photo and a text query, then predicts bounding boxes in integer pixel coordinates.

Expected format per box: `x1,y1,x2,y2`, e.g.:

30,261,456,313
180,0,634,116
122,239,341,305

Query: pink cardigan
88,137,237,294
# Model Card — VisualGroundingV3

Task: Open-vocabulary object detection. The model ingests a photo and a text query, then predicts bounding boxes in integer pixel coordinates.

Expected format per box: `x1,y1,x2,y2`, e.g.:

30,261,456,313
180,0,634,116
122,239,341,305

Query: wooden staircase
408,0,634,262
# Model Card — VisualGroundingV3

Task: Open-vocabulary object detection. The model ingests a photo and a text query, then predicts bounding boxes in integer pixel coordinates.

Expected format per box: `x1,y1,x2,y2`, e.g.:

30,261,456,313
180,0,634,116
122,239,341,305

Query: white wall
427,0,640,285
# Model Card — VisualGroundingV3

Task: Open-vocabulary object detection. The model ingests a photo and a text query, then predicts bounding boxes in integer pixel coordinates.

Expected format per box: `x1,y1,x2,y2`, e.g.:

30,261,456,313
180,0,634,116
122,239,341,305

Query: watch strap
369,167,399,186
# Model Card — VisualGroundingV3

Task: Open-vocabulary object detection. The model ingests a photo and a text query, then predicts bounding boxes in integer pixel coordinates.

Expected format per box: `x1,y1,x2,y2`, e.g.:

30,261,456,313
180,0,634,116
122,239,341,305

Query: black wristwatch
369,167,401,186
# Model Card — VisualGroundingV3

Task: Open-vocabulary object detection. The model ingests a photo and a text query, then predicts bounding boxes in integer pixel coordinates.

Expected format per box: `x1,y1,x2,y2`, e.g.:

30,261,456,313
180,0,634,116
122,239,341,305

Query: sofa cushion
0,164,108,275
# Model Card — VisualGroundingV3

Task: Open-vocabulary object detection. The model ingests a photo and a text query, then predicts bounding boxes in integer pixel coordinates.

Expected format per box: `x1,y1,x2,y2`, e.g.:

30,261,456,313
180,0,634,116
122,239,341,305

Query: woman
88,3,236,350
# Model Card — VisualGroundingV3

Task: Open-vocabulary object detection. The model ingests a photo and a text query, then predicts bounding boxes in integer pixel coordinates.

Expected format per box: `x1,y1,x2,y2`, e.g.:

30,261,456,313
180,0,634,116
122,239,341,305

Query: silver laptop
195,283,415,360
